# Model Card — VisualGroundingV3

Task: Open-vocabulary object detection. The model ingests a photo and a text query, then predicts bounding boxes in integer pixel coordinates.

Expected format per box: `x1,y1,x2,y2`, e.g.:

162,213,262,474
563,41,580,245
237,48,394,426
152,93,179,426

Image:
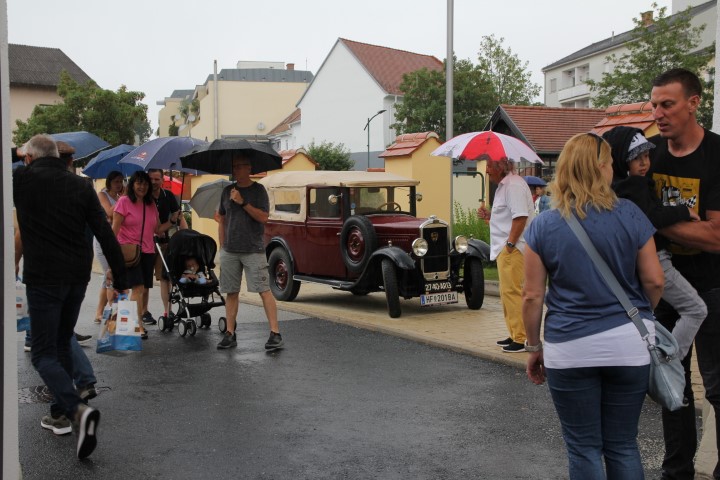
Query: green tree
13,71,151,146
393,36,539,140
307,141,354,171
587,3,715,125
477,34,541,107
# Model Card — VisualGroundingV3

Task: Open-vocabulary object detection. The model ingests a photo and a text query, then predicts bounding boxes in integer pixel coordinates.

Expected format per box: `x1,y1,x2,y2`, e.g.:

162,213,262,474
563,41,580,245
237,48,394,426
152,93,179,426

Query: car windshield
352,186,412,213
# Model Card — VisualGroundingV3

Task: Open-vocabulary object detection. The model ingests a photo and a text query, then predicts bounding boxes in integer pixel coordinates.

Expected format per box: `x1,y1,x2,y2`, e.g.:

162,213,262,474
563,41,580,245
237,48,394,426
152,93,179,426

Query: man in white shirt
486,158,535,352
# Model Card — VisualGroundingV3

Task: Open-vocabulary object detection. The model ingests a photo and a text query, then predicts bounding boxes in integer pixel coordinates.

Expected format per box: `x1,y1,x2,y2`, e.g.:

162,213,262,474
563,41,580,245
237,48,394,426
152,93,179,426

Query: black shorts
126,252,156,289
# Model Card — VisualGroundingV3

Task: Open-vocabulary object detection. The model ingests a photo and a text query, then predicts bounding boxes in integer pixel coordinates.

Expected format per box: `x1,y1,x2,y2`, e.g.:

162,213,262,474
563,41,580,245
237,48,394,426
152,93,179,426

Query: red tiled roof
340,39,443,95
268,108,301,136
379,132,439,158
499,105,606,154
591,102,655,135
277,148,318,166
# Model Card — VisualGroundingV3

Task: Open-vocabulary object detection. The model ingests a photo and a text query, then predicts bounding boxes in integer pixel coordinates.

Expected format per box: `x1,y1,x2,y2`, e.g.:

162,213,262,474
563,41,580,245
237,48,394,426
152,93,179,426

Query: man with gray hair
486,157,535,353
14,133,128,459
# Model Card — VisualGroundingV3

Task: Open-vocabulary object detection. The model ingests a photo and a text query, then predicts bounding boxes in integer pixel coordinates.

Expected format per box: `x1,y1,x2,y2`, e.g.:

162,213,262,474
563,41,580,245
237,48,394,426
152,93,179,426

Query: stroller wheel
157,316,166,332
201,313,212,328
189,320,197,336
178,320,188,337
218,317,227,333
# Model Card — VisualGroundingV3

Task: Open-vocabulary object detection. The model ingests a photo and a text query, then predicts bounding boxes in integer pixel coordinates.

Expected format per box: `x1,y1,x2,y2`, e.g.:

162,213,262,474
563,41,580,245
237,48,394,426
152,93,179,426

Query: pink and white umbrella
431,131,543,164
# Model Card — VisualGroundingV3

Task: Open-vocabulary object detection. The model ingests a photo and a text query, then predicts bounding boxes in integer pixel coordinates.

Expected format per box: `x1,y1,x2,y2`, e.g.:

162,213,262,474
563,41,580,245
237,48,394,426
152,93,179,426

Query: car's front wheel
463,257,484,310
268,247,301,302
381,259,401,318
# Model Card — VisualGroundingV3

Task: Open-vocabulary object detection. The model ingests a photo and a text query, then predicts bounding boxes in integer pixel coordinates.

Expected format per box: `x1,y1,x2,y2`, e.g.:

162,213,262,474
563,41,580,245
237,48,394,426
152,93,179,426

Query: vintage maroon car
258,171,489,318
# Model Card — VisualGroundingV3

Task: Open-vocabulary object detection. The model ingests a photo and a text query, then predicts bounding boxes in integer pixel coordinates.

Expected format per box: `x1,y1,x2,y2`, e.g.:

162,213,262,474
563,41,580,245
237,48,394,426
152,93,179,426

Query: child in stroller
156,229,226,337
179,257,208,285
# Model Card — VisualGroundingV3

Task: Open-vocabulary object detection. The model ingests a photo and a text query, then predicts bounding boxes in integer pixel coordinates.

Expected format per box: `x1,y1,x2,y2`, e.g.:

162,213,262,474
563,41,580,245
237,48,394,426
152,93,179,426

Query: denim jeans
25,330,96,388
27,284,88,418
656,287,720,480
546,365,650,480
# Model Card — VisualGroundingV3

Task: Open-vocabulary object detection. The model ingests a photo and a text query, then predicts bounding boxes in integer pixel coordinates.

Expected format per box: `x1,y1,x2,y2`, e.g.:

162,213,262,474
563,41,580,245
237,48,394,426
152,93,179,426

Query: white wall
544,3,717,108
297,42,392,156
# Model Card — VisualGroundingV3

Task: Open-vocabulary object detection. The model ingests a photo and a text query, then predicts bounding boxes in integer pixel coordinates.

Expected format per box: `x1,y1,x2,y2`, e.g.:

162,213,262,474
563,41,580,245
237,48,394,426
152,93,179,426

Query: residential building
268,108,301,152
157,61,313,142
591,101,659,137
156,89,194,138
484,103,606,176
9,44,92,144
293,38,443,170
543,0,716,108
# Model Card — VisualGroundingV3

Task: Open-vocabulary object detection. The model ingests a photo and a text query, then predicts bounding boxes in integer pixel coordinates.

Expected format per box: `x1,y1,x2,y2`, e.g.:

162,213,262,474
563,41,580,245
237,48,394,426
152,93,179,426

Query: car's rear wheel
268,247,301,302
463,257,484,310
340,216,378,273
381,259,401,318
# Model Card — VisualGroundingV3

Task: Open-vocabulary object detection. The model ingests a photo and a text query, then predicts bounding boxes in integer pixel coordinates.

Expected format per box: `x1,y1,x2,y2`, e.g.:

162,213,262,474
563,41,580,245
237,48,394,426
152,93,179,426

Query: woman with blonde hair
523,133,664,479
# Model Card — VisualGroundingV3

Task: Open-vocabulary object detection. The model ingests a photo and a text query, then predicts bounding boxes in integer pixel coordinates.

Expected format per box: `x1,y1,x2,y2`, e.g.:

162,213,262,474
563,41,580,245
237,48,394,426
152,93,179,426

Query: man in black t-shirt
648,68,720,480
146,169,187,322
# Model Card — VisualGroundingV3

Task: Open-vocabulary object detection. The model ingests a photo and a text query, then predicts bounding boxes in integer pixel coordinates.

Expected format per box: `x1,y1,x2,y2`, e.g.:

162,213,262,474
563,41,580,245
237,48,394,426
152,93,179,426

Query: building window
563,69,575,88
550,78,557,93
577,64,589,83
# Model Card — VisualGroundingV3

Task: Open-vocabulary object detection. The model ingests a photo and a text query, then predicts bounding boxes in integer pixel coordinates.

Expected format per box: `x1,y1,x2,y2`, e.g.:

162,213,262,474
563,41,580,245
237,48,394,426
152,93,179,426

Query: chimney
641,10,654,27
286,63,295,71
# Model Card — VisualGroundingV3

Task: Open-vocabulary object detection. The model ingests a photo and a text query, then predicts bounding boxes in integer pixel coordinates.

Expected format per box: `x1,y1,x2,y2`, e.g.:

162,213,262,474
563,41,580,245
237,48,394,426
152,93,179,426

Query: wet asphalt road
16,279,666,479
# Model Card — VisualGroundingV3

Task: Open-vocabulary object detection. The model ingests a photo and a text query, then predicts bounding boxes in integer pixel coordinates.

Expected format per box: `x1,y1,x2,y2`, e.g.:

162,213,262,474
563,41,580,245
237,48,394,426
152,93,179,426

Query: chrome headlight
454,235,468,253
412,238,428,256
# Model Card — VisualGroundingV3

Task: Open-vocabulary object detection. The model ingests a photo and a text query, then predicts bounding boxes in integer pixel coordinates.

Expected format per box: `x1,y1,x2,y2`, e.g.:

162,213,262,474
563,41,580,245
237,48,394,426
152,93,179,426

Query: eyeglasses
587,133,604,160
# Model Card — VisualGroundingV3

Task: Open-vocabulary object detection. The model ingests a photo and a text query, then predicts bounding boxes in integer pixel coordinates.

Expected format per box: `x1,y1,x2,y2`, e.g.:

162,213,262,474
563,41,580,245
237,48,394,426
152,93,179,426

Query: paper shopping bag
16,279,30,332
97,297,142,353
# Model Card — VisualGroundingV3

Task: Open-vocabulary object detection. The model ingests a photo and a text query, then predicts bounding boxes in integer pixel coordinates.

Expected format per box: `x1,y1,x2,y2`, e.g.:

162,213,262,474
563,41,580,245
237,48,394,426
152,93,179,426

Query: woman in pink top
112,171,159,339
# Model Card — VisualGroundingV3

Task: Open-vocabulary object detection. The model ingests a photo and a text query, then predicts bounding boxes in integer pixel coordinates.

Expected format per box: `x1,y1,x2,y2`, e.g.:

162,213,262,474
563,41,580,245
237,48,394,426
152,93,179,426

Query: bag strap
563,212,650,341
139,202,146,248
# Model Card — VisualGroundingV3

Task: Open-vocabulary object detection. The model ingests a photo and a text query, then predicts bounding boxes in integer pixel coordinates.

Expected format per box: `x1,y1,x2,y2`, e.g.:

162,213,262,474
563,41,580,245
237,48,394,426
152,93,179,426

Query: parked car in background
259,171,489,318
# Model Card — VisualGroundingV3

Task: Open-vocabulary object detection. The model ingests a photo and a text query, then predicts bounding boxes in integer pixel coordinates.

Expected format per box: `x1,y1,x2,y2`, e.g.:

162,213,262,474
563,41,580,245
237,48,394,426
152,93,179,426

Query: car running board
293,275,355,290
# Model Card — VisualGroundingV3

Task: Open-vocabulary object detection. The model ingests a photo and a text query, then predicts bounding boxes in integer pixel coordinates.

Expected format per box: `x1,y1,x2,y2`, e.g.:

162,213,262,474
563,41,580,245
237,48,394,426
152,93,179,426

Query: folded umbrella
50,131,110,161
189,179,233,219
180,138,281,175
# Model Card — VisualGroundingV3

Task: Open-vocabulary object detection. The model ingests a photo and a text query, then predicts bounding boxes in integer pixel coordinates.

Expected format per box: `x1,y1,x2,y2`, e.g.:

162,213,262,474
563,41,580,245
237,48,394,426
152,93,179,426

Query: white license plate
420,291,458,306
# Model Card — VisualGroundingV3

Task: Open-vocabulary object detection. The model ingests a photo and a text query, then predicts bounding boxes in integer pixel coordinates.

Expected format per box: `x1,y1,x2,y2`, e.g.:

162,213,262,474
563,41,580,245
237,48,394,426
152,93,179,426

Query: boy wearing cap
603,125,706,360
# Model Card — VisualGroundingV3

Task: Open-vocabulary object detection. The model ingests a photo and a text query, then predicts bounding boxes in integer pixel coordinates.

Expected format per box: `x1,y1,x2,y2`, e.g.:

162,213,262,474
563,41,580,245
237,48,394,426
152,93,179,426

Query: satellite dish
178,124,188,132
188,114,196,123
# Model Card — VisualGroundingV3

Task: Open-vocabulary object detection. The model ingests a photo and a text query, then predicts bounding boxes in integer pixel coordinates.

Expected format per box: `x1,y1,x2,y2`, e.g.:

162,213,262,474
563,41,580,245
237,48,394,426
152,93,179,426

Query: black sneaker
496,337,513,347
265,332,284,350
24,338,31,352
78,384,97,402
73,404,100,459
142,311,157,325
75,333,92,346
217,332,237,349
502,342,526,353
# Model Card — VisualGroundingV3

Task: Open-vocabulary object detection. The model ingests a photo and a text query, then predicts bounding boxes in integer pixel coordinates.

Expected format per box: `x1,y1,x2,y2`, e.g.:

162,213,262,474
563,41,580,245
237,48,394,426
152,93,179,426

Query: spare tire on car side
340,215,378,273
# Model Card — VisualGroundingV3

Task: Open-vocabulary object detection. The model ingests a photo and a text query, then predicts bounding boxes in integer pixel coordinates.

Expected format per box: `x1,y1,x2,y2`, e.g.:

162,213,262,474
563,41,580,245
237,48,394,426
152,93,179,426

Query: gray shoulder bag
564,213,688,411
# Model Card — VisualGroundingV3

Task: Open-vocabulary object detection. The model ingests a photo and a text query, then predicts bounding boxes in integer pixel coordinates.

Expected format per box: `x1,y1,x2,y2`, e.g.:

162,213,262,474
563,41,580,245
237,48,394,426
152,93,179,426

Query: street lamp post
363,109,386,171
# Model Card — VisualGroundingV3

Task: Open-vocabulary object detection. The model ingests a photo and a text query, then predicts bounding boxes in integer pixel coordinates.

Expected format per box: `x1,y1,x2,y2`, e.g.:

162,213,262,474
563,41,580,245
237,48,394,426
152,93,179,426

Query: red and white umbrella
431,131,543,164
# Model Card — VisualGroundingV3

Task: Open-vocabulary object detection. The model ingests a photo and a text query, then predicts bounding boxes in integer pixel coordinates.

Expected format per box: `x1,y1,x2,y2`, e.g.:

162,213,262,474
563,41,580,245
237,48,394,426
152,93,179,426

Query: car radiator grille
422,226,449,274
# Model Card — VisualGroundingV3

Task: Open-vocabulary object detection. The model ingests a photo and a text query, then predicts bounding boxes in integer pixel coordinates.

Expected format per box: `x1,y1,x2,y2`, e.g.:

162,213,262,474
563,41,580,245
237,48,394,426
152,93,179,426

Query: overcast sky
8,0,673,137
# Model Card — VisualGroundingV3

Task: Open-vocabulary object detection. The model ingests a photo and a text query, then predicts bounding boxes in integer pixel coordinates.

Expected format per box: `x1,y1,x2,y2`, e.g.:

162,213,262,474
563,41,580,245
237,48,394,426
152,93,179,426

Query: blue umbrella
82,144,140,179
118,137,207,172
50,131,110,161
523,175,547,187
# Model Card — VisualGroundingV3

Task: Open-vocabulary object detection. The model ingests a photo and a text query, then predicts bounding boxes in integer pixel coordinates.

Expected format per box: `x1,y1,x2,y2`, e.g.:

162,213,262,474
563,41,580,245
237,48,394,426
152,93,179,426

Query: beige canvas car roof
259,171,420,189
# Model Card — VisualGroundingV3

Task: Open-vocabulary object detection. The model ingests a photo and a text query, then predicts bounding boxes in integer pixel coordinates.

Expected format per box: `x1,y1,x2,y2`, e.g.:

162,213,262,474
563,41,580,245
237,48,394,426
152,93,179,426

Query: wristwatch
524,340,543,352
506,241,515,248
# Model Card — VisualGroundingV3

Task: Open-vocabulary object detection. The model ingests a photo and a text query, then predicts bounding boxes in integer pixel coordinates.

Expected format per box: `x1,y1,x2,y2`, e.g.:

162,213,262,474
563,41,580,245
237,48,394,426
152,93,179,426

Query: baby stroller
156,229,226,337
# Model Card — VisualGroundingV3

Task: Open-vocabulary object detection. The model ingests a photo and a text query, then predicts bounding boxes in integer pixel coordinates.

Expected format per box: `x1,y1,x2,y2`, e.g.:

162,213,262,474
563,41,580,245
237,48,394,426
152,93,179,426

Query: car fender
467,238,490,262
266,238,296,266
369,246,415,270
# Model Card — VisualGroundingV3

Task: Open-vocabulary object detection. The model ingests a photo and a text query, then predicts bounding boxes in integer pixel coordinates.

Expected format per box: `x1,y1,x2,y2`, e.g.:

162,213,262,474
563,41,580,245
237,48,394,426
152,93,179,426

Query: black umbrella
180,139,282,175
